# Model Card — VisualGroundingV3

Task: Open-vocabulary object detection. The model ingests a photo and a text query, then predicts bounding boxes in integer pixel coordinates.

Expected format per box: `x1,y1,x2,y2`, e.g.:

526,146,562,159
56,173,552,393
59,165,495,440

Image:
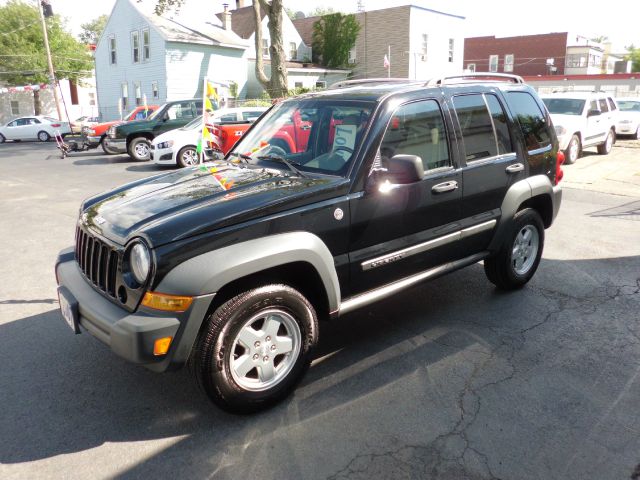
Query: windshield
148,104,168,121
542,98,586,115
228,99,374,176
618,100,640,112
182,116,203,130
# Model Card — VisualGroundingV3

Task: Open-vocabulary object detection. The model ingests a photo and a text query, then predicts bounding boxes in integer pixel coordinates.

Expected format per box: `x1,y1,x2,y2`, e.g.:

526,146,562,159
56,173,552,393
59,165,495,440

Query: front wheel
564,134,580,164
37,130,50,142
597,129,614,155
191,285,318,413
484,208,545,290
177,145,198,168
128,136,151,161
100,137,114,154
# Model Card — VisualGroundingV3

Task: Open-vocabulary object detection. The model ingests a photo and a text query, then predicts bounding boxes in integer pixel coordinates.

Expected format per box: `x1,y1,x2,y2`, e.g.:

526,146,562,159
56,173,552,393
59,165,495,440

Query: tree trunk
253,0,288,98
33,89,41,116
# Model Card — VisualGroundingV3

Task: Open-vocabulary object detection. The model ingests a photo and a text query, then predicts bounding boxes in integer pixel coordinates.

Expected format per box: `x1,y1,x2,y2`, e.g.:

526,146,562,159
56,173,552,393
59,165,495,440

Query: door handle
431,180,458,193
300,125,311,131
506,163,524,173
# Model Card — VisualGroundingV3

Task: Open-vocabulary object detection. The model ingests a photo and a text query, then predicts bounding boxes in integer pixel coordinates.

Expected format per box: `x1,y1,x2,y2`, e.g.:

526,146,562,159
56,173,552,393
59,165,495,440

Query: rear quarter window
505,92,551,151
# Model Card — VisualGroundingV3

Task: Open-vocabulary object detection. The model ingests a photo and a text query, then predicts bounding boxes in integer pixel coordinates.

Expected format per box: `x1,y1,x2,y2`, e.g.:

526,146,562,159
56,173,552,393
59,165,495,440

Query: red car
84,105,159,153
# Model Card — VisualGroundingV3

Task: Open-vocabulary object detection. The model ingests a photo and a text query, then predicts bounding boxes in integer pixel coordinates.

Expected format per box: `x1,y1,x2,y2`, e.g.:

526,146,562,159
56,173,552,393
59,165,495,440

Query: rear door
453,91,523,252
585,98,605,146
348,97,463,294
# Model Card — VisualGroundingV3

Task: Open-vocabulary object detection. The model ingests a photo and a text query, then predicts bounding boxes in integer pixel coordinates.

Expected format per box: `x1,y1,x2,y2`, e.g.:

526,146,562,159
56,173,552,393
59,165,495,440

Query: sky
6,0,638,52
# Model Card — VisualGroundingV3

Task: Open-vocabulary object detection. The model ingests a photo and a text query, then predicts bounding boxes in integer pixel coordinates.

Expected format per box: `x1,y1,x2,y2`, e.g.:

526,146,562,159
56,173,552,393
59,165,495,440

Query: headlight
107,126,116,138
129,242,151,284
157,140,174,149
87,128,96,136
554,125,566,136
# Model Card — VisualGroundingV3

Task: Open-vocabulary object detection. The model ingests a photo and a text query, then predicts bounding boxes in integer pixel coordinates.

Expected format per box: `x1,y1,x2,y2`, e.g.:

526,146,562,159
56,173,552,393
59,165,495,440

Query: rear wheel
484,208,545,290
177,145,198,168
191,284,318,413
0,133,5,143
37,131,50,142
564,134,580,164
128,136,151,161
597,129,614,155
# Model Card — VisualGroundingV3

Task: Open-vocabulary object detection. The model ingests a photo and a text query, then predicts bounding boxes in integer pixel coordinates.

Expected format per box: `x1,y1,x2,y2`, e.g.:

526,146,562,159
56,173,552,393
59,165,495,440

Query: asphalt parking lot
1,140,639,480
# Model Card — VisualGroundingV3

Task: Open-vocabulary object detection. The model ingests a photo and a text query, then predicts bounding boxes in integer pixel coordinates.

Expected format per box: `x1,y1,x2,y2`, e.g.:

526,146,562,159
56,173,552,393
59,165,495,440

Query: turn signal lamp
555,150,565,185
153,336,173,356
142,292,193,312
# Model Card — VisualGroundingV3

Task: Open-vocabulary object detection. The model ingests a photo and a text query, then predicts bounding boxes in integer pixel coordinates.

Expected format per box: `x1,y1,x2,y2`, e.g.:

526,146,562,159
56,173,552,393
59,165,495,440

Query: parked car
0,116,71,143
541,92,617,164
615,97,640,139
104,99,201,161
152,107,268,168
56,73,563,413
84,105,159,154
71,116,99,134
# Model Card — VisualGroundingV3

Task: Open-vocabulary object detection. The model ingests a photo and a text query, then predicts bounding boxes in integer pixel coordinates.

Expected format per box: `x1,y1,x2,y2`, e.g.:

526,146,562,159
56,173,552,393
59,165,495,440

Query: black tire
564,134,580,165
177,145,198,168
127,136,151,161
484,208,545,290
268,139,291,154
634,126,640,141
191,284,318,414
597,129,614,155
100,136,113,154
37,130,50,142
0,133,5,143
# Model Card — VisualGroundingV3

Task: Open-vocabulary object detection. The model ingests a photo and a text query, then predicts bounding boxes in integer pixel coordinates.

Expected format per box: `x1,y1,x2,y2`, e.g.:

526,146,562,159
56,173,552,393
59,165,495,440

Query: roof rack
425,72,525,87
329,78,412,89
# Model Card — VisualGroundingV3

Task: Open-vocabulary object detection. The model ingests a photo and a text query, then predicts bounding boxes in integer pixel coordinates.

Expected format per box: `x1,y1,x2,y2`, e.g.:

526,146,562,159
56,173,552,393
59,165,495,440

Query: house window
422,34,428,58
348,46,356,64
109,35,117,65
315,81,326,89
262,39,269,57
131,31,140,63
294,82,303,89
10,101,19,115
121,82,128,110
289,42,297,60
489,55,498,72
134,82,142,106
143,28,150,61
88,92,96,106
152,81,159,99
448,38,454,63
467,63,476,73
504,54,514,72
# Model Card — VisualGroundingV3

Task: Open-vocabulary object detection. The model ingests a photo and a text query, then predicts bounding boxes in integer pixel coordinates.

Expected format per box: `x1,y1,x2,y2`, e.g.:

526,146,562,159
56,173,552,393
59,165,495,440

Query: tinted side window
599,98,609,112
485,94,513,154
453,94,497,161
379,100,450,172
505,92,551,150
607,98,617,111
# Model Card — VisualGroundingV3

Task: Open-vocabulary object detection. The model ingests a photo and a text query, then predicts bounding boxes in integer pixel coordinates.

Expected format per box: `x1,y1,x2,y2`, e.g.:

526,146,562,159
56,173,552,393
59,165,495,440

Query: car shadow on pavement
73,156,136,166
1,257,639,479
126,164,174,173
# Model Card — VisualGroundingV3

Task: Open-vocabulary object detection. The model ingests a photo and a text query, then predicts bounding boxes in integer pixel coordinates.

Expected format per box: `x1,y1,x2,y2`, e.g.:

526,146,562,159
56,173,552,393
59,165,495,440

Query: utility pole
38,0,63,120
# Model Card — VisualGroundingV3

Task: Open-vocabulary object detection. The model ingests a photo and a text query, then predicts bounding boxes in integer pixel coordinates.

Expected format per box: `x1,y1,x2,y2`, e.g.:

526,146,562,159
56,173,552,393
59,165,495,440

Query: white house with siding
95,0,249,121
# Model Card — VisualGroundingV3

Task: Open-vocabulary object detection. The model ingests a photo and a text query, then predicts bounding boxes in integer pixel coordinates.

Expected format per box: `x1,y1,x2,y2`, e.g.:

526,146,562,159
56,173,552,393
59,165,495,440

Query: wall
58,78,99,121
245,62,348,97
526,74,640,98
165,43,248,100
95,0,167,120
408,6,464,80
0,88,55,124
244,13,310,62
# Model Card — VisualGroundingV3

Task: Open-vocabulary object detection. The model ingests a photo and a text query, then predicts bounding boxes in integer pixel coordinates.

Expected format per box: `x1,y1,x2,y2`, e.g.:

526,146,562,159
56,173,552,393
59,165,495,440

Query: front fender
155,231,341,313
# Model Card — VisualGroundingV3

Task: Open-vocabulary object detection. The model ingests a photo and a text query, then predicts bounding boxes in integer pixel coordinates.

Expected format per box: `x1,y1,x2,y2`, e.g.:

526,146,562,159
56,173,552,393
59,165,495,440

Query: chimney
236,0,245,8
223,4,231,31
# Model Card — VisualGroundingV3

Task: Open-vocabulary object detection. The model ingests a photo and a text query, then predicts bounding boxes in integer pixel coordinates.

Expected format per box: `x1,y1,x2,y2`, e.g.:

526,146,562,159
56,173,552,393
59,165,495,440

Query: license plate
58,287,80,334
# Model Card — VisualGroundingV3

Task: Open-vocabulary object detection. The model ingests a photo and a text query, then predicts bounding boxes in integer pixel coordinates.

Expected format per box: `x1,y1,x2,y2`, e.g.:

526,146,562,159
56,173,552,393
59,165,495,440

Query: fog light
142,291,193,312
153,336,173,356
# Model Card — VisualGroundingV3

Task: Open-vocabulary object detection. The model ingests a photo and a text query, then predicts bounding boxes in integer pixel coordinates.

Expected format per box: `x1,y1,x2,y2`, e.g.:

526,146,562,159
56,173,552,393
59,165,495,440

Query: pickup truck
85,106,159,154
104,99,202,161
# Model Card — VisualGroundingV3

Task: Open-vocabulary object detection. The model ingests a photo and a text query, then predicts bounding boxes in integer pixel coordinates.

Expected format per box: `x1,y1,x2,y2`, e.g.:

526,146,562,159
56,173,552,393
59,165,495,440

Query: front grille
75,227,119,297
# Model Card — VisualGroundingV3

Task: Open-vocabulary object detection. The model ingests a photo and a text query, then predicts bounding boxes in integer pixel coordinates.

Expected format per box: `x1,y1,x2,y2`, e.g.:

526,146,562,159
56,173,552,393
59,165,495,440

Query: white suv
541,92,617,164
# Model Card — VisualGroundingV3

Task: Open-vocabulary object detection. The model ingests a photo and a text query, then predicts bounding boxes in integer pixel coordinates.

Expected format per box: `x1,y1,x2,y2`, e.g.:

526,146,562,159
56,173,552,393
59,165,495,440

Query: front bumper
55,248,214,372
103,137,127,154
86,135,103,146
152,145,175,164
616,122,638,135
552,185,562,222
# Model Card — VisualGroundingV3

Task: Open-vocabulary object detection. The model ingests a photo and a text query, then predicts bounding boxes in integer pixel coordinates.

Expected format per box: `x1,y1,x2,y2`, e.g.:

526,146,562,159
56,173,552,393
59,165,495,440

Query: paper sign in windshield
333,124,357,160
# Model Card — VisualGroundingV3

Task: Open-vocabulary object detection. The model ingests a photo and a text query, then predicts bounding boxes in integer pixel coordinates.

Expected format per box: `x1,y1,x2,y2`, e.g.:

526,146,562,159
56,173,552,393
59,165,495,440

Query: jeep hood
80,163,348,246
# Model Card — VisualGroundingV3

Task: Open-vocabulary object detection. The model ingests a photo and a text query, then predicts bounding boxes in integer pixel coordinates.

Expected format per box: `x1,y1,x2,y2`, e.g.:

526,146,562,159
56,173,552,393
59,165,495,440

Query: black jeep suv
56,74,563,413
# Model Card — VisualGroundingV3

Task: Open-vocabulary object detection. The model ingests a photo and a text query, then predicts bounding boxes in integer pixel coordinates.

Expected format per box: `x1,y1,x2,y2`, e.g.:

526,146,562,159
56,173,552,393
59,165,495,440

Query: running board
338,251,489,316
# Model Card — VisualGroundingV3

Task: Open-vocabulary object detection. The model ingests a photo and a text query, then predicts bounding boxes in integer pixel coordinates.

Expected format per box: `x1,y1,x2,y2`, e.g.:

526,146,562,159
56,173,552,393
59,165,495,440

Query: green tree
79,14,108,45
146,0,289,98
0,0,94,113
590,35,609,43
312,13,360,68
625,45,640,72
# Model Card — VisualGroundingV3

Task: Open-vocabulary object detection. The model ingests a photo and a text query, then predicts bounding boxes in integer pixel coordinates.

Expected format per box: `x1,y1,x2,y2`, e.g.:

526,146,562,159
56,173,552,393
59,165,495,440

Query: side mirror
386,154,424,184
587,109,601,117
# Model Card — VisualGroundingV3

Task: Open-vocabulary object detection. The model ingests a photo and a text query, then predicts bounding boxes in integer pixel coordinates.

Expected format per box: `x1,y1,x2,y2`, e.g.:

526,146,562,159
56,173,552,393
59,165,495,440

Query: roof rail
425,72,525,87
329,78,412,89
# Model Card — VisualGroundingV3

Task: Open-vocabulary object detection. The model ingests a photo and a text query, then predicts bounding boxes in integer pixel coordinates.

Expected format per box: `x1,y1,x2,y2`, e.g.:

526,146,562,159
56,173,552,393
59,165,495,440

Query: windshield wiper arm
256,155,309,178
228,151,253,163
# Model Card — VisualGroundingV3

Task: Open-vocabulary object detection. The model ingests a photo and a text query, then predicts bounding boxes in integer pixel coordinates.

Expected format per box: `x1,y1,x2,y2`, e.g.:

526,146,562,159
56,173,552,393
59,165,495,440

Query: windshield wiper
227,151,253,164
256,155,309,178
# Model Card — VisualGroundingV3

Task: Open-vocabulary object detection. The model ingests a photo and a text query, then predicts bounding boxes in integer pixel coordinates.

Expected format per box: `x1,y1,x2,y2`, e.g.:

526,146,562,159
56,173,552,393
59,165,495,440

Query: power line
0,21,40,36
